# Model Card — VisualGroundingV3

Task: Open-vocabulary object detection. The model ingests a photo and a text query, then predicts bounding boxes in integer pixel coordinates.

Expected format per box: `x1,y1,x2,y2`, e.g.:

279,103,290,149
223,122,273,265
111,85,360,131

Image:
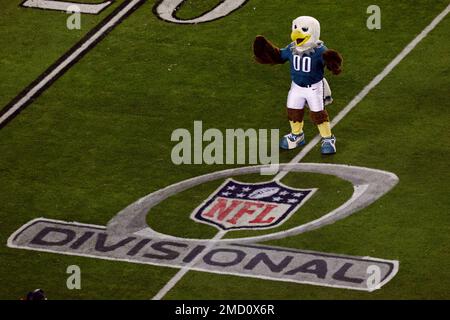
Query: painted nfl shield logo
191,179,316,230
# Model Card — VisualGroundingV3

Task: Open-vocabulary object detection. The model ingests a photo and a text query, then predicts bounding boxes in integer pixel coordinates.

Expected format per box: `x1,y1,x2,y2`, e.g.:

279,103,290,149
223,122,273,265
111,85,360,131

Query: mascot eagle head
290,16,322,53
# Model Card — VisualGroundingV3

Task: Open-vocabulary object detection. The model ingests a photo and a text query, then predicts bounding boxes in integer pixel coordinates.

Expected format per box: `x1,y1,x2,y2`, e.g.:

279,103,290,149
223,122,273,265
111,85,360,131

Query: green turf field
0,0,449,299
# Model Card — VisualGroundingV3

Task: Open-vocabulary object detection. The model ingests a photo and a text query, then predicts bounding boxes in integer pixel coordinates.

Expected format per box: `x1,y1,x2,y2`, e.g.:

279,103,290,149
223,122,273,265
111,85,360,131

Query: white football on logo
248,187,280,199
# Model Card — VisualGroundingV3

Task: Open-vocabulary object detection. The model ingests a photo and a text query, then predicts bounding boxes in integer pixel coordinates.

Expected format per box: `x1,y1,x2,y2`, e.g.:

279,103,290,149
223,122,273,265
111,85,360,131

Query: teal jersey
280,43,327,87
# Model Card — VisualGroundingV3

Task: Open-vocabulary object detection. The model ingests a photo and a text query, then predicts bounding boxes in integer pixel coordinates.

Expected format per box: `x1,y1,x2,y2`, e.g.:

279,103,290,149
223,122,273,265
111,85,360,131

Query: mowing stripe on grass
0,0,147,129
151,3,450,300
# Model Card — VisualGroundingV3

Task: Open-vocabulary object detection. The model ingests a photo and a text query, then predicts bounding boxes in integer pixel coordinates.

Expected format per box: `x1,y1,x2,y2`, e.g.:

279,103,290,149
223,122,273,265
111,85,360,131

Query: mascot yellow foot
253,16,343,155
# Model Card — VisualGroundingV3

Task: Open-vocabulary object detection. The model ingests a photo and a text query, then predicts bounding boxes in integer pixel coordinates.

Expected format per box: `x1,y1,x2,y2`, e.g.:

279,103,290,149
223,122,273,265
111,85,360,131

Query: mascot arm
323,49,343,75
253,35,285,65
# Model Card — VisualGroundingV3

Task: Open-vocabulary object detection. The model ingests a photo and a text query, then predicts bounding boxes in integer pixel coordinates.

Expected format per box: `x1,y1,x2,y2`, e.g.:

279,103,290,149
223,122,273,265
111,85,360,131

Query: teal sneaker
280,132,306,150
321,135,336,155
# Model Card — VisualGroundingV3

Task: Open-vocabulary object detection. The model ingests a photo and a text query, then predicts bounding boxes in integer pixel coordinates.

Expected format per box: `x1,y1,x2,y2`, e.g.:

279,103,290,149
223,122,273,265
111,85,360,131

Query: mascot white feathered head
291,16,322,54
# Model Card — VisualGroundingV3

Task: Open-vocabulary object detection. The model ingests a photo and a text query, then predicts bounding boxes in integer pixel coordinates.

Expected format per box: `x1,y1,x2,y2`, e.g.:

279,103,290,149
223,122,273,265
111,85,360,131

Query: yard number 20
293,56,311,73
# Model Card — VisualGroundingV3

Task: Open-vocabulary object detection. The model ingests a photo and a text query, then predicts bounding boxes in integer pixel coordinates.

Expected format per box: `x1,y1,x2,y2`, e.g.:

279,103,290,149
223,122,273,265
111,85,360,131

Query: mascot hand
323,49,343,75
253,35,284,65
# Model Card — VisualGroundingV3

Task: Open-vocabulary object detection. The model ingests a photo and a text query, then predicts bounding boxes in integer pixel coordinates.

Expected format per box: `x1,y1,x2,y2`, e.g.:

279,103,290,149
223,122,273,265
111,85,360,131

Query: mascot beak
291,30,311,46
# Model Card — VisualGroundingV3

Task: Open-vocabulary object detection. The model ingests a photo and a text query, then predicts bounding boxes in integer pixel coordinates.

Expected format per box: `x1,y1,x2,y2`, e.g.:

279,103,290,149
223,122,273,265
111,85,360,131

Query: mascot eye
294,25,297,29
302,27,309,32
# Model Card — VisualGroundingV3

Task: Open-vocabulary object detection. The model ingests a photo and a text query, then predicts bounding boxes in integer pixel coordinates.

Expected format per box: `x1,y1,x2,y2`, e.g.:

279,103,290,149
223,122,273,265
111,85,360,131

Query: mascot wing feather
253,35,285,65
322,49,343,75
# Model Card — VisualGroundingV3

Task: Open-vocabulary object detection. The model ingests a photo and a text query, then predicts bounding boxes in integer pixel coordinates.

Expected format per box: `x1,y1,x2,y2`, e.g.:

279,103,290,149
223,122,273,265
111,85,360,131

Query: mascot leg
288,108,304,135
310,110,337,155
280,108,306,150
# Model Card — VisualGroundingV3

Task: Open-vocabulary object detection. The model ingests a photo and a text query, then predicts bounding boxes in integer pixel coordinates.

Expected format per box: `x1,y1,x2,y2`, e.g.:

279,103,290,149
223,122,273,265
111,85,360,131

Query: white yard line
152,3,450,300
0,0,143,127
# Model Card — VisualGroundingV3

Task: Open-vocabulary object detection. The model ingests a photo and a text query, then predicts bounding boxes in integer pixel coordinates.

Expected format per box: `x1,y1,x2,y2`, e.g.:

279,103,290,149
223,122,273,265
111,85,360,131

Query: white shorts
286,80,324,112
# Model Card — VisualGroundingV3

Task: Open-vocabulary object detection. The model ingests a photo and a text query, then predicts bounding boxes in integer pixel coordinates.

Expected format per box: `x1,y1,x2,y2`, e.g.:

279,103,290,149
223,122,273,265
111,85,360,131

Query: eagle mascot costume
253,16,343,154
